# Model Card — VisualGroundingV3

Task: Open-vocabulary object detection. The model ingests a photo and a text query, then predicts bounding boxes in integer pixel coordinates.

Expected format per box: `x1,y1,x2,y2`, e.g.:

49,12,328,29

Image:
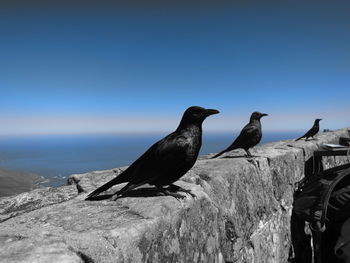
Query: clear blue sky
1,1,349,135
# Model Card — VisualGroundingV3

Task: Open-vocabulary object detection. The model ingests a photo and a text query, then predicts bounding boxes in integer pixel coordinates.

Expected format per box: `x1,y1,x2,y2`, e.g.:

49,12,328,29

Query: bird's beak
261,113,268,117
205,109,220,116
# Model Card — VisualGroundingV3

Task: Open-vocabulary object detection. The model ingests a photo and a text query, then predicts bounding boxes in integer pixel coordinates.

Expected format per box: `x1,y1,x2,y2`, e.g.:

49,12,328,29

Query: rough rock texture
0,128,349,263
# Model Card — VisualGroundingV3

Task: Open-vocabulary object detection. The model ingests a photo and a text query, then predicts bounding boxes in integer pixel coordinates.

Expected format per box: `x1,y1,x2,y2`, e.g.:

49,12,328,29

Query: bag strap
311,168,350,231
312,230,323,263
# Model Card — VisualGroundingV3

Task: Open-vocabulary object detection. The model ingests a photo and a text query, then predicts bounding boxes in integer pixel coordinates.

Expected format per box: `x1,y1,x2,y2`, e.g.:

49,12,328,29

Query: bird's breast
179,130,201,158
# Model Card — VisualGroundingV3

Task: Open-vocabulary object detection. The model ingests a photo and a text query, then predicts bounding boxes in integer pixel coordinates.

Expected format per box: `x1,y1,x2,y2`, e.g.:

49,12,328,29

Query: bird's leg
156,186,187,200
111,192,122,201
245,149,253,158
168,184,196,198
111,194,122,201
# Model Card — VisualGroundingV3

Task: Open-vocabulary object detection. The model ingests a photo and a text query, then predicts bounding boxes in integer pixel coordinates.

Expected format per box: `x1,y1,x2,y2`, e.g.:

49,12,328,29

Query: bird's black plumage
212,111,268,158
85,106,219,200
295,119,322,141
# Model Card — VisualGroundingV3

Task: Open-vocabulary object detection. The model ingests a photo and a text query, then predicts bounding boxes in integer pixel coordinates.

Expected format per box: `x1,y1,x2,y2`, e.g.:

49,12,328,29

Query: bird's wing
86,131,193,199
232,123,260,147
85,134,171,200
114,133,192,195
305,125,318,137
212,123,259,158
296,125,317,141
127,132,191,185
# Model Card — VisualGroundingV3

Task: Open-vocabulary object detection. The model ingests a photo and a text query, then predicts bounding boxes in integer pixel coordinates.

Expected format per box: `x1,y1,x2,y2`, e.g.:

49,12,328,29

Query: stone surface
0,128,349,263
0,185,78,223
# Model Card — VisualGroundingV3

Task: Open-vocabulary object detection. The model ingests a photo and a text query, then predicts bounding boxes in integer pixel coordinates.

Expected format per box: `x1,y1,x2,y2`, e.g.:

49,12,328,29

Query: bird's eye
192,108,203,114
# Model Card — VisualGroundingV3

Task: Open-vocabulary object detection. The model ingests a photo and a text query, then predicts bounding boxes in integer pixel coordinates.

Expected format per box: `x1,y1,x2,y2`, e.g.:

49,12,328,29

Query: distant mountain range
0,170,43,197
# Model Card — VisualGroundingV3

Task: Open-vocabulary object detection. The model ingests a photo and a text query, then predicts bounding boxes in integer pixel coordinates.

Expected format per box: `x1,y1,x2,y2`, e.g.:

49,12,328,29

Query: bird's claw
168,185,196,199
172,193,188,200
158,187,193,200
178,189,196,198
163,190,187,200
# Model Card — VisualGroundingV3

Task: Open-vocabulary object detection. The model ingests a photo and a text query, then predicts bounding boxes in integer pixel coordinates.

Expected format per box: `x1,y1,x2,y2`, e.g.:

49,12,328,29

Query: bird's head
179,106,220,127
250,111,268,121
315,118,322,123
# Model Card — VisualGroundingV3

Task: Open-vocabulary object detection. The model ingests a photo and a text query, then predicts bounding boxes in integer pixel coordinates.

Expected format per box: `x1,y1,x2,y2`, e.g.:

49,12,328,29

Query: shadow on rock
86,187,165,201
220,155,247,159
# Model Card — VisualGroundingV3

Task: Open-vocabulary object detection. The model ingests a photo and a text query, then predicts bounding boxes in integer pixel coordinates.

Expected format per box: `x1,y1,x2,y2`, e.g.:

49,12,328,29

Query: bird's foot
245,153,254,158
245,150,253,158
168,184,196,198
159,188,187,200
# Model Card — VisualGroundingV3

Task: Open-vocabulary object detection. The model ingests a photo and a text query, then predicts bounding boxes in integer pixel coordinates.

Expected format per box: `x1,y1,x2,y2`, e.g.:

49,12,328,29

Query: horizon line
0,128,339,137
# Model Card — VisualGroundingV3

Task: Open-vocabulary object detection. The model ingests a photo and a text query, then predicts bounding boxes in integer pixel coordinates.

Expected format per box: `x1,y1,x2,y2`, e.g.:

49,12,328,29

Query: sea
0,131,302,188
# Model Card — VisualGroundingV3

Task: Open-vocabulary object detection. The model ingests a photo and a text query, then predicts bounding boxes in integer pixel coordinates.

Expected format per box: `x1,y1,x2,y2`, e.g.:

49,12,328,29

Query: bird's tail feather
211,150,227,159
295,136,304,141
85,176,126,200
212,146,237,159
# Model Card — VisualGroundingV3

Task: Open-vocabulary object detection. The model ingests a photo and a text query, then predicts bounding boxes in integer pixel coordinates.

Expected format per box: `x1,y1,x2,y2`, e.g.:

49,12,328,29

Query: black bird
86,106,219,200
295,119,322,141
212,111,268,158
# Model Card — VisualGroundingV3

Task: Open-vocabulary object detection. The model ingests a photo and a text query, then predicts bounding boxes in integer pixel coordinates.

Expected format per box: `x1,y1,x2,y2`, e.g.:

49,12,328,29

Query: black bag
292,162,350,263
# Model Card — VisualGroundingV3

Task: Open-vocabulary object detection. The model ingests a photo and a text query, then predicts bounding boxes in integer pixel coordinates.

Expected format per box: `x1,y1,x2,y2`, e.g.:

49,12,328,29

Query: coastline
0,130,309,197
0,169,43,197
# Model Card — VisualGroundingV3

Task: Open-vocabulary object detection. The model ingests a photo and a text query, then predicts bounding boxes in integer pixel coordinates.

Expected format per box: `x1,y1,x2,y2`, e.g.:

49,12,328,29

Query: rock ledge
0,128,349,263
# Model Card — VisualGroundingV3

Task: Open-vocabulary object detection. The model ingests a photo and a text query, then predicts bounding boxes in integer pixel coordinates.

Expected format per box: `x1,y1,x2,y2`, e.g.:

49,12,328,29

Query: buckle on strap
310,221,326,232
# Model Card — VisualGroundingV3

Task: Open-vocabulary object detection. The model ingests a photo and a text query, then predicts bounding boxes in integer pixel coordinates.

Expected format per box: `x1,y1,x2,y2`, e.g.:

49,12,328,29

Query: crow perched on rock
295,119,322,141
85,106,219,200
212,111,268,158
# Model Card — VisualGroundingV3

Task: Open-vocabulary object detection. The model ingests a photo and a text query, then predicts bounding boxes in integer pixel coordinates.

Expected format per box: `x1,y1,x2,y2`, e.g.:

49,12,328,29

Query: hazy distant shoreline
0,169,43,198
